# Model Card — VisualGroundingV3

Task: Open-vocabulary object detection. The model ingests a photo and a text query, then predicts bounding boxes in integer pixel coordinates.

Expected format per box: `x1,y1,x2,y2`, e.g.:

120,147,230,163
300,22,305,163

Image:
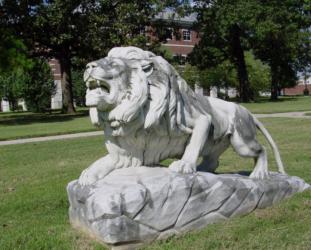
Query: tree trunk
271,84,278,100
59,52,75,114
230,24,253,102
270,64,279,101
10,99,18,111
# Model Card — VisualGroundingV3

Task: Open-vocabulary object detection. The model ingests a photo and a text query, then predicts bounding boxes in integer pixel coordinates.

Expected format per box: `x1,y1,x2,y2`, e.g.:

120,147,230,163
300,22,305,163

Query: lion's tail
253,116,286,174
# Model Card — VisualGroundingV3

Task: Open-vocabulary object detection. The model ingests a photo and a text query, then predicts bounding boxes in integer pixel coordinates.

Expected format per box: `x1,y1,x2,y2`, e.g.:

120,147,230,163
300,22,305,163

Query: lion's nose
84,62,98,83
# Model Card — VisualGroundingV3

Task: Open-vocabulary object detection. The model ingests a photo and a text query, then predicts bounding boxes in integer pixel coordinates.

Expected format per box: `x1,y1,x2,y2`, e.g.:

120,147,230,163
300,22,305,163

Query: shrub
72,70,86,107
23,58,55,112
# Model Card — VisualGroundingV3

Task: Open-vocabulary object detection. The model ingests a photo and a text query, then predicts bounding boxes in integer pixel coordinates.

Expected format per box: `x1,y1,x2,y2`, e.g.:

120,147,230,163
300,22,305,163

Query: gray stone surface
67,167,310,249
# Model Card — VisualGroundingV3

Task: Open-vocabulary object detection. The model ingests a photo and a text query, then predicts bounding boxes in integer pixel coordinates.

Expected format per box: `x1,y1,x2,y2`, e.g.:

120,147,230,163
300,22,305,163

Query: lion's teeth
96,80,101,87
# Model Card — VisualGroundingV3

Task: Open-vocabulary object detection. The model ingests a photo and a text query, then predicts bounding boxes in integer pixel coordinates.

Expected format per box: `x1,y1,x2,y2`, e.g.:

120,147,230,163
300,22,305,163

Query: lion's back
207,97,237,117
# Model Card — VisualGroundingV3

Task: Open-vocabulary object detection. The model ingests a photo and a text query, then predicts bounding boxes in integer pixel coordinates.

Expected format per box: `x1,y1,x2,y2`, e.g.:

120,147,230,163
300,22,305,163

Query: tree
0,33,32,72
245,51,270,97
0,29,34,111
184,51,270,100
0,58,55,112
72,69,86,107
250,0,311,100
1,0,183,113
0,69,26,110
181,61,238,94
22,58,55,112
191,0,258,102
191,0,311,101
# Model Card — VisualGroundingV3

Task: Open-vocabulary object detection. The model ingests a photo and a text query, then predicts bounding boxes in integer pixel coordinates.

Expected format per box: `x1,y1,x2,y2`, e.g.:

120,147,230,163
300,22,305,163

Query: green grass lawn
1,96,311,141
0,109,97,141
240,96,311,114
1,117,310,249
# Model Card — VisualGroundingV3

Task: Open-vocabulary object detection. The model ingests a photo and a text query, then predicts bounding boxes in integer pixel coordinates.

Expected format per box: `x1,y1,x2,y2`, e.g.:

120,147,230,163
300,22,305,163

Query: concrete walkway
255,111,311,118
0,111,310,146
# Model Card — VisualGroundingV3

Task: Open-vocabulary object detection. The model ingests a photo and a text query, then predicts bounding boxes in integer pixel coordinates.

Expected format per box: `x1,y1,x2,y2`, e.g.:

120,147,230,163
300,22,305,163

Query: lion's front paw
78,168,100,186
169,160,196,174
78,164,114,186
78,156,116,186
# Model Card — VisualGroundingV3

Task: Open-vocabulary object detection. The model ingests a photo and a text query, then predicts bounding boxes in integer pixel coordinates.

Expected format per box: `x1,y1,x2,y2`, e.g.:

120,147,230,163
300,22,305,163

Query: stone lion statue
78,46,285,185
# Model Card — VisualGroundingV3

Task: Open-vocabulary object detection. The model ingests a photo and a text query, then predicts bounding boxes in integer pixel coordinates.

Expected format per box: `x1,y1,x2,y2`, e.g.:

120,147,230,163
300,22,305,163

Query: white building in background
194,85,218,97
195,85,237,98
18,99,27,111
49,58,63,109
1,98,10,112
0,98,27,112
51,79,62,109
210,87,218,98
194,84,204,95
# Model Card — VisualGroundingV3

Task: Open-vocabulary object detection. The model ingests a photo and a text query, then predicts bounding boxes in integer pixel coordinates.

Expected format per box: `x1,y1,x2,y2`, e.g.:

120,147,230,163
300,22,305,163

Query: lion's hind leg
249,146,269,179
230,132,269,179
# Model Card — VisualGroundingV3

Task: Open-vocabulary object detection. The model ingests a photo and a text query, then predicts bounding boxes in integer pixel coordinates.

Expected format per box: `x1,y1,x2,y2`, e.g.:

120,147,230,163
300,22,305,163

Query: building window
183,30,191,41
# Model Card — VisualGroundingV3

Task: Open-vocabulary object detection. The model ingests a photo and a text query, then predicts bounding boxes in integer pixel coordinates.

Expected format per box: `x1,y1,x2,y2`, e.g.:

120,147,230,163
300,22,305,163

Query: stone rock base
67,167,310,249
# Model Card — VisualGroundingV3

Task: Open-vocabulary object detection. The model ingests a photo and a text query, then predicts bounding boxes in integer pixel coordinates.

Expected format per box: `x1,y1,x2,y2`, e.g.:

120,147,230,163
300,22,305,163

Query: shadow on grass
0,110,89,126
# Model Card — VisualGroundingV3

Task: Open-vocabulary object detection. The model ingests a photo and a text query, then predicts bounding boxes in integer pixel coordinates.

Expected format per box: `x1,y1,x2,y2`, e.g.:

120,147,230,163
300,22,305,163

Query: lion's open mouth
87,78,110,94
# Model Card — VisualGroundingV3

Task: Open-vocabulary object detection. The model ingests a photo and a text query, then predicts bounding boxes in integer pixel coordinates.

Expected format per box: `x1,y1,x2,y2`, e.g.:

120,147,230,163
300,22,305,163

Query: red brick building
283,78,311,95
151,11,199,61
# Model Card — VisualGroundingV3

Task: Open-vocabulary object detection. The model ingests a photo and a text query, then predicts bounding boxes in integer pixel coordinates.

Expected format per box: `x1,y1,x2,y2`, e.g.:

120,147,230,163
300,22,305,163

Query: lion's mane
105,47,222,136
89,47,227,169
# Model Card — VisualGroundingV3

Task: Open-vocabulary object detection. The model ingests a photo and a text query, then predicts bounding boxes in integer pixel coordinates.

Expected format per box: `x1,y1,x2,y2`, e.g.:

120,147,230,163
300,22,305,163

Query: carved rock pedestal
67,167,310,249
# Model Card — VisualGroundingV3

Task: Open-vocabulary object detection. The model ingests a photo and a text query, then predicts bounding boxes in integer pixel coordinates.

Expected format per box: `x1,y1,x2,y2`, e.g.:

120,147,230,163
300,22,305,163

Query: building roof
154,10,197,27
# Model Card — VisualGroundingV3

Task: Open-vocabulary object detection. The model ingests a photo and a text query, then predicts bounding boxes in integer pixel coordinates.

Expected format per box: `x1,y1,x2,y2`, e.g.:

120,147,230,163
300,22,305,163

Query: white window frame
182,29,191,41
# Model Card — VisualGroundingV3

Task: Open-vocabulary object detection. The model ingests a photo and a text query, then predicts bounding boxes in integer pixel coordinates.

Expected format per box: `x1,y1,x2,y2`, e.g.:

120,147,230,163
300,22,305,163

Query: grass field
0,110,96,141
1,96,310,141
1,117,310,249
241,96,311,114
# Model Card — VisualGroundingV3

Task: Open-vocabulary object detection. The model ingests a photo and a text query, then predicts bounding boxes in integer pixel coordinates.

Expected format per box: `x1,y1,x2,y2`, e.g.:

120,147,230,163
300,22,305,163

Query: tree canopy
191,0,257,102
191,0,311,101
249,0,311,99
0,0,184,112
